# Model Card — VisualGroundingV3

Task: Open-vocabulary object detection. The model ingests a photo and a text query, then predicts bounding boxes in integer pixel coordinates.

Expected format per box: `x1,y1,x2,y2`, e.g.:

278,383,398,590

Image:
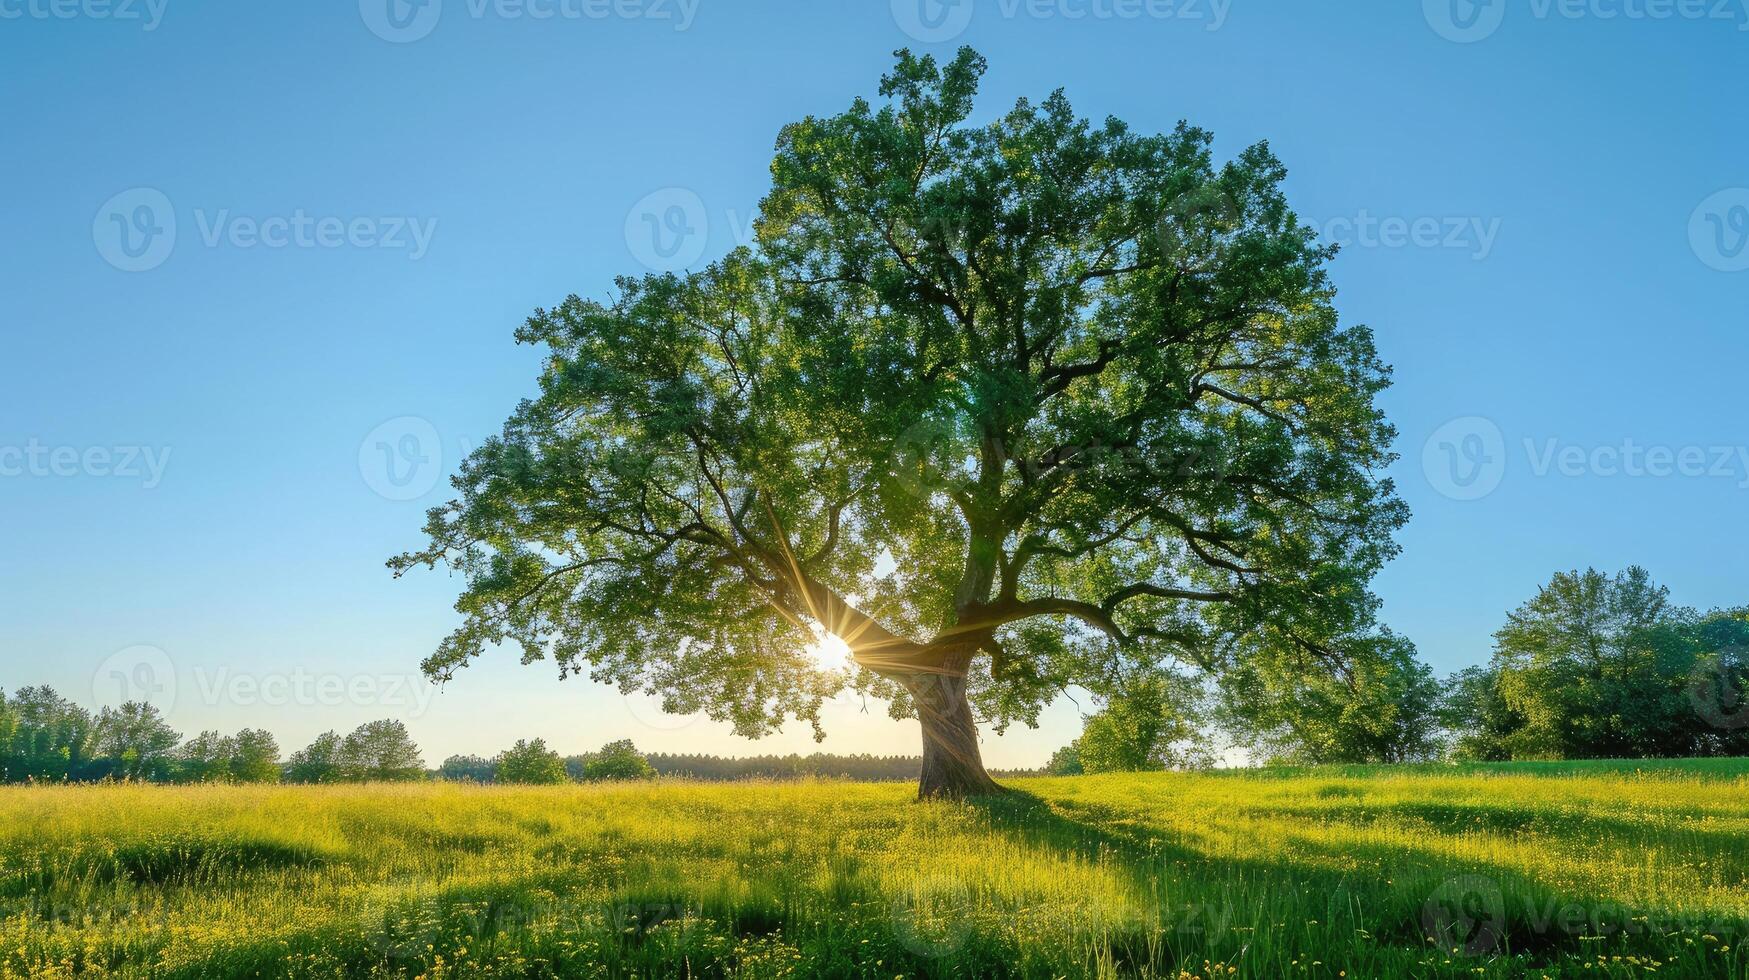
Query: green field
4,762,1748,979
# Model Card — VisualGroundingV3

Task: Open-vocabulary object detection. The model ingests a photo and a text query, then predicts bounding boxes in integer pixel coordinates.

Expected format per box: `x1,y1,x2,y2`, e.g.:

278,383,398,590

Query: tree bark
900,670,1003,800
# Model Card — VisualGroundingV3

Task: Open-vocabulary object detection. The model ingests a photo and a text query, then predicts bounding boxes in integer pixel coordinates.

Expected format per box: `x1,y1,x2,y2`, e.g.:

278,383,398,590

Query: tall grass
2,762,1746,977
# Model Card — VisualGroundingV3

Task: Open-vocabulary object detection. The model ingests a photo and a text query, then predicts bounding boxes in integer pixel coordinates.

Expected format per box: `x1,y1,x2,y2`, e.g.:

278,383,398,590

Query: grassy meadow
3,762,1748,979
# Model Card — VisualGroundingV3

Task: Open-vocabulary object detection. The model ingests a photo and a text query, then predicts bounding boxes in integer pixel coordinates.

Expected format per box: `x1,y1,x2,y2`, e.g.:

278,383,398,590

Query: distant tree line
0,694,678,786
0,684,1048,787
282,720,426,783
437,738,655,784
0,691,974,786
0,693,434,785
14,566,1743,785
1045,565,1749,772
431,745,1049,784
1046,629,1445,774
641,752,1041,782
0,687,277,784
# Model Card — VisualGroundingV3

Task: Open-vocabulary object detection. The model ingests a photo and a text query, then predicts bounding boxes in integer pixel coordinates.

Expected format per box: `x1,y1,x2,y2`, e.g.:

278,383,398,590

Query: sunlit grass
2,762,1747,977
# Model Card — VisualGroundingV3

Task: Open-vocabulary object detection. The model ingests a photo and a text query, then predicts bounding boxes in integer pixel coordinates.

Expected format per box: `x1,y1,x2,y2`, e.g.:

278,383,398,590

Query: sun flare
807,631,855,668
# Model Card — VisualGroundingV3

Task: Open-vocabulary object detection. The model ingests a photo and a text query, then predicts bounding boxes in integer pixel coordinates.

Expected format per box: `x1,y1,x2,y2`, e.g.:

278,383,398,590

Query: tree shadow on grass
964,786,1744,971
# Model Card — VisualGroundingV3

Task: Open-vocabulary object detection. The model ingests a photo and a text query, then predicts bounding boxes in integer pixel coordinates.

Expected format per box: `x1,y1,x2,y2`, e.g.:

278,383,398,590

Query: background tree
89,701,180,781
1493,566,1672,758
641,752,941,781
1060,674,1211,773
562,753,590,782
284,731,345,784
393,48,1408,798
338,720,424,782
1438,665,1519,761
1217,630,1440,764
1447,568,1749,760
576,739,655,782
1686,609,1749,755
177,730,237,783
0,690,14,781
4,686,93,782
438,753,498,783
494,738,569,784
1043,741,1083,776
230,728,282,783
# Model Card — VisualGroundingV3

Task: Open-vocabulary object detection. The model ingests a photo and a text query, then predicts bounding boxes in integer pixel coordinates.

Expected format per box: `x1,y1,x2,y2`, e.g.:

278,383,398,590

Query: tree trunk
901,671,1003,800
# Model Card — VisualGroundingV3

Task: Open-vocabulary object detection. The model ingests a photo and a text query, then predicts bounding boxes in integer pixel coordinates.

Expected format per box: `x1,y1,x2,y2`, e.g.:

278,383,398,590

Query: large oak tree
393,49,1407,798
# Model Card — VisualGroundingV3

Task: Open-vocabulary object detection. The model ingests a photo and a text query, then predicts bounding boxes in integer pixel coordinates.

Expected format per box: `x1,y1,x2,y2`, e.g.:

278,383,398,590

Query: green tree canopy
1218,629,1441,764
439,753,498,783
0,691,15,779
338,720,425,782
494,738,569,784
89,702,180,782
177,730,237,783
1065,674,1211,773
285,731,345,784
576,739,655,782
394,48,1407,797
1439,665,1520,762
230,728,282,784
1447,568,1749,760
2,686,94,782
1043,741,1083,776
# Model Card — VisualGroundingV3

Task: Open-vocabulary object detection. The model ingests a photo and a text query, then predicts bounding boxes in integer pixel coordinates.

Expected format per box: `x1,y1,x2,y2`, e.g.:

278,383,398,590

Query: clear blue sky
3,1,1746,768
